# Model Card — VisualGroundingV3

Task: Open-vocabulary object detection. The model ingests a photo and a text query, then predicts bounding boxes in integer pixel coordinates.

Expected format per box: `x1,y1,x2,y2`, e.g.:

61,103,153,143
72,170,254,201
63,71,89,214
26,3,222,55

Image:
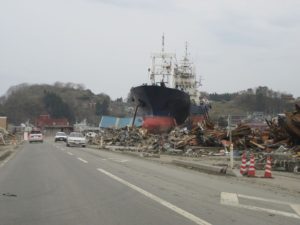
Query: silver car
66,132,86,147
54,132,67,142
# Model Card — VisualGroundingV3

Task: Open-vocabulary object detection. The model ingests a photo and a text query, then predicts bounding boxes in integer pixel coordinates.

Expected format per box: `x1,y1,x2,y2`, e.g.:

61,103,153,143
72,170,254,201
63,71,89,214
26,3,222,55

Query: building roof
35,114,70,128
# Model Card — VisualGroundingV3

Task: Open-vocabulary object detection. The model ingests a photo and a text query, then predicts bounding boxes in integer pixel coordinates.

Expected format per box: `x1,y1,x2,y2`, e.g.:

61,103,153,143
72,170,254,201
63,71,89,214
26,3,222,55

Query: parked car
54,132,67,142
28,130,43,143
66,132,86,147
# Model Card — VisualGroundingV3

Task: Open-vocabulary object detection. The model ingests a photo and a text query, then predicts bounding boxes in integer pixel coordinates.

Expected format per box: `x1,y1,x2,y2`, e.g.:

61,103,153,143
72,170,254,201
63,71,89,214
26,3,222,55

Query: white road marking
67,152,74,156
291,204,300,216
230,203,300,219
108,158,129,163
0,160,8,167
238,193,293,206
60,148,65,151
0,150,18,167
221,192,300,220
220,192,239,205
238,193,300,216
97,168,212,225
118,159,129,163
77,157,88,163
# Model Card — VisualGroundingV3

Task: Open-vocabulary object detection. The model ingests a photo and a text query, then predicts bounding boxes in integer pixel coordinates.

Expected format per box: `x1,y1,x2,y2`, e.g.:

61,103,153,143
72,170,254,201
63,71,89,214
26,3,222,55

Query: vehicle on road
54,132,67,142
66,132,86,147
28,130,43,143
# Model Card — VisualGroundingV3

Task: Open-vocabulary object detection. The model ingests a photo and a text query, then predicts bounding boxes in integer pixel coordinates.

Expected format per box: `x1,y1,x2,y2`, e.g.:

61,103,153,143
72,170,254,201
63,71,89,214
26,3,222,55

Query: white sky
1,0,300,99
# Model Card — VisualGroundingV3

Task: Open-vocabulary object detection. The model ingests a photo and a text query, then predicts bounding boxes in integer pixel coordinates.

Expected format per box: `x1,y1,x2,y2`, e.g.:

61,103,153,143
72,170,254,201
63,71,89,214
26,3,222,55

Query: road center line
97,168,212,225
67,152,73,156
77,157,88,163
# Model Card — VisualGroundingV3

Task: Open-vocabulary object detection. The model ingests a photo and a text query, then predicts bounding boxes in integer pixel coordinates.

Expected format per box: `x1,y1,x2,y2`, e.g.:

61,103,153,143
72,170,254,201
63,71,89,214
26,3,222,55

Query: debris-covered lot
0,127,23,162
89,104,300,173
0,127,21,146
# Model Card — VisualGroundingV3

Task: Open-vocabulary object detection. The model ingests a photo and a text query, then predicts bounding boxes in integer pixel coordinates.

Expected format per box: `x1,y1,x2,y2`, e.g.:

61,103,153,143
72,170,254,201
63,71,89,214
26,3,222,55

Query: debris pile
282,103,300,145
0,127,21,146
89,104,300,172
92,121,224,151
91,119,299,153
0,128,9,145
90,127,163,152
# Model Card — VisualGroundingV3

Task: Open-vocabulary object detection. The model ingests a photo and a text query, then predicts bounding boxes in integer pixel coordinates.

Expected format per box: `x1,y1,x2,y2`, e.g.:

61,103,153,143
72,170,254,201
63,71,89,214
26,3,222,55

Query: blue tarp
118,118,132,128
99,116,117,128
133,117,143,127
99,116,143,128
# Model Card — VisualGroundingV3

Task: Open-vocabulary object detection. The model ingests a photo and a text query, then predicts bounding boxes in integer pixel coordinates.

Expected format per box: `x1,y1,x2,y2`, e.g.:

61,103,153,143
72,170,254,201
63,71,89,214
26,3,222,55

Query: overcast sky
1,0,300,99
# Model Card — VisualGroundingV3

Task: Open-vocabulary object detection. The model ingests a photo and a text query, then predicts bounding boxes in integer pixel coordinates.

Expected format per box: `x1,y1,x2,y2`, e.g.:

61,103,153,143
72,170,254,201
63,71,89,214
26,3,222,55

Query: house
35,115,72,136
0,116,7,130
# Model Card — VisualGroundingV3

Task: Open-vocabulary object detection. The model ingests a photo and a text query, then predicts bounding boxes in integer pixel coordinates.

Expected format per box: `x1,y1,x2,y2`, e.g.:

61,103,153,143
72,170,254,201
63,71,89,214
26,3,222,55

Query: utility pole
228,115,234,169
131,104,140,128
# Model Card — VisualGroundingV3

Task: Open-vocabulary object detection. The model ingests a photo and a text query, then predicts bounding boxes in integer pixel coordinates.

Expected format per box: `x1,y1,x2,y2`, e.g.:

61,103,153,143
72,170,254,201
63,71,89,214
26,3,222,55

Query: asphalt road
0,141,299,225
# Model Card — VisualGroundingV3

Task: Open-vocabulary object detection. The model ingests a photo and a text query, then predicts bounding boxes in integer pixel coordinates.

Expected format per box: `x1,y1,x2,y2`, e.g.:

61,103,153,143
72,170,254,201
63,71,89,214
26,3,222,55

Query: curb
88,145,238,176
0,142,23,163
226,168,243,177
88,145,161,159
0,150,12,161
172,159,227,175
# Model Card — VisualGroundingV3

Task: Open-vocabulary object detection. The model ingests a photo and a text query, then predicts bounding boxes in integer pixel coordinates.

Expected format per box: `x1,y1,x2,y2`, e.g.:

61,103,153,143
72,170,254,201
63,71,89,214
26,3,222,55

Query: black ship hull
131,85,190,131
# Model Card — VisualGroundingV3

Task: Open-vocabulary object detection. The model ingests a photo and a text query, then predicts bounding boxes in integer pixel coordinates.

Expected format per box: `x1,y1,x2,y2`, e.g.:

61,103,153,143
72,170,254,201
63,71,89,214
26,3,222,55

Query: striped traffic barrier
240,151,247,175
247,153,256,177
262,156,273,178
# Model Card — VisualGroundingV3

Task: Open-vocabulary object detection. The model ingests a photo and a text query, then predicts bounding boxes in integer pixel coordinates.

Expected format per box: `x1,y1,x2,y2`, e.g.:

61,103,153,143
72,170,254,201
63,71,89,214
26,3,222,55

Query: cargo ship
130,36,191,132
131,36,210,132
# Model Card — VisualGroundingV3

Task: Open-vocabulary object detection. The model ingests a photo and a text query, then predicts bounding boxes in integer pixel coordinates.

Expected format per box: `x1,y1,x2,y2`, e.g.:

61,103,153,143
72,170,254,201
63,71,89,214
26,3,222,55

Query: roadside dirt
0,144,21,162
92,146,300,196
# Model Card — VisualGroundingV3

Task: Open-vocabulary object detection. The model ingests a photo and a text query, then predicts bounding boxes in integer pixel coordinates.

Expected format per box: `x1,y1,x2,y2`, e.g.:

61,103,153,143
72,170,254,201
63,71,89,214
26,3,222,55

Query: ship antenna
199,76,203,87
162,33,165,53
185,41,188,59
185,41,187,57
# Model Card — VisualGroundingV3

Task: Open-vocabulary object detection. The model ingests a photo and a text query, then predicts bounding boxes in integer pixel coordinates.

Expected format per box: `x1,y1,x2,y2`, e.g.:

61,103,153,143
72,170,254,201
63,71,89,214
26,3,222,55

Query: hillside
207,86,297,120
0,84,298,126
0,83,132,126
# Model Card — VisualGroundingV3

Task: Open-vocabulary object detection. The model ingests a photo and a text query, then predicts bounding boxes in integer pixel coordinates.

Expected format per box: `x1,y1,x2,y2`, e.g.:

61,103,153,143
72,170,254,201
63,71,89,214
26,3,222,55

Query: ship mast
184,41,188,60
162,33,165,53
149,34,176,87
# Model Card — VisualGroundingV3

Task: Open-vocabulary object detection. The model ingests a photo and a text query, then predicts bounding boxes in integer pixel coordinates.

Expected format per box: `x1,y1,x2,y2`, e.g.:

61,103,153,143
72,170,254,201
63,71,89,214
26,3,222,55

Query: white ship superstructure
173,42,201,105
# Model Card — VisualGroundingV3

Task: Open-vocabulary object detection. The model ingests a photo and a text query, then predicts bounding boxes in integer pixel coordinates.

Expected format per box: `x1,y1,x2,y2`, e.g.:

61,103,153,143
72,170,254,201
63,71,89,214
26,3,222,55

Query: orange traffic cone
262,156,273,178
247,153,256,177
240,151,247,175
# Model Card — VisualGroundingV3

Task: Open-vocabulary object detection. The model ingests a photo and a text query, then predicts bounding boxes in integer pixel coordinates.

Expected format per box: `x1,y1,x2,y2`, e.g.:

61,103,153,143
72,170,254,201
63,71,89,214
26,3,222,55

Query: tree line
0,83,114,125
208,86,295,114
